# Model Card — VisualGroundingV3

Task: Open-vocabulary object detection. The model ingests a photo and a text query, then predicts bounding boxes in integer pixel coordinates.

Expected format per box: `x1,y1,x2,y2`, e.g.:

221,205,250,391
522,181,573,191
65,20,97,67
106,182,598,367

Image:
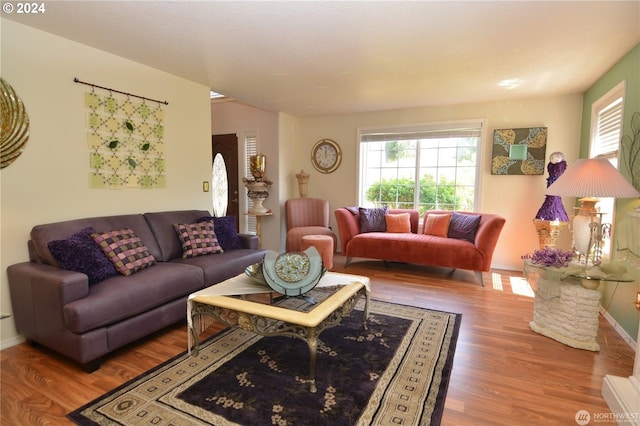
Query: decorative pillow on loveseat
359,207,388,233
91,228,157,276
447,212,481,243
385,213,411,233
174,220,224,258
423,213,452,237
48,227,118,284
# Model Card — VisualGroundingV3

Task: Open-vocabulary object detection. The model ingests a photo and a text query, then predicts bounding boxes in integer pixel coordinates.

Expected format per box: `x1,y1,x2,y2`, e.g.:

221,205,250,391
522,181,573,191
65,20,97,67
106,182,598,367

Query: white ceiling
5,1,640,116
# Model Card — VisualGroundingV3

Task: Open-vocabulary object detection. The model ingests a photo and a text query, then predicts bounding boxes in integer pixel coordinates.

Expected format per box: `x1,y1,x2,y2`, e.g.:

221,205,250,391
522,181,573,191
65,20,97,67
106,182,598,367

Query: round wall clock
311,138,342,173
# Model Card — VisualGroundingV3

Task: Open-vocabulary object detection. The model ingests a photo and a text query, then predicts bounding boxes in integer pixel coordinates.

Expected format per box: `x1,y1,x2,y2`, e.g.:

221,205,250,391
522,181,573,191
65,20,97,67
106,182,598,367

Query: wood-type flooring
1,255,636,425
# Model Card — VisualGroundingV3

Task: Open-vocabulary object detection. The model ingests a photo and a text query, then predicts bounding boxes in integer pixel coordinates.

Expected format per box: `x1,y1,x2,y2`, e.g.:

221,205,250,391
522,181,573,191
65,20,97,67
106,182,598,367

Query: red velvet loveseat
334,208,505,285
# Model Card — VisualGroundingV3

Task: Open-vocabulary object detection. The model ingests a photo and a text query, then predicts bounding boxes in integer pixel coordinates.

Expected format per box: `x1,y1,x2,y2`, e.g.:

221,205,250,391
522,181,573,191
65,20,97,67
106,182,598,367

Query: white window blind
590,81,625,159
244,132,257,234
592,97,623,158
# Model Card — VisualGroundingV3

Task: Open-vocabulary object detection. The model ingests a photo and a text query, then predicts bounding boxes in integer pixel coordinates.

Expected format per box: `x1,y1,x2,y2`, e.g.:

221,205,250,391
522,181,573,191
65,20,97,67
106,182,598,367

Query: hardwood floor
1,255,635,425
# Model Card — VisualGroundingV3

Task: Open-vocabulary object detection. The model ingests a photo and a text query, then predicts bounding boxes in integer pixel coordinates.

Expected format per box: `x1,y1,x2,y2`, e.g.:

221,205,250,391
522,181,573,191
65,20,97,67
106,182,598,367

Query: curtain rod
73,77,169,105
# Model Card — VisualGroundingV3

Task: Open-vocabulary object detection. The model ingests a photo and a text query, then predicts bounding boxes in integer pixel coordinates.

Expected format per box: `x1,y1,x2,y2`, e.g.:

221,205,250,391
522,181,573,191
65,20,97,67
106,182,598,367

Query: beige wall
1,20,213,347
283,96,583,270
212,95,583,271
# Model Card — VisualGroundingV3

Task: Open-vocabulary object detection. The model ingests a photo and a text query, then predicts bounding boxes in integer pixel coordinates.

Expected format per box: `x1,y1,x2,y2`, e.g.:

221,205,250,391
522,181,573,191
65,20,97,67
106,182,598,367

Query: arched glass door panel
212,153,228,217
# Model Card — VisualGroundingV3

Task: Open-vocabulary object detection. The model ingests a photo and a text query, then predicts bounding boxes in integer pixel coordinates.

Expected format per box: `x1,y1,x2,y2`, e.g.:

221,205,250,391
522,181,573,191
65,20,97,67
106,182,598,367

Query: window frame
588,80,626,259
357,120,484,214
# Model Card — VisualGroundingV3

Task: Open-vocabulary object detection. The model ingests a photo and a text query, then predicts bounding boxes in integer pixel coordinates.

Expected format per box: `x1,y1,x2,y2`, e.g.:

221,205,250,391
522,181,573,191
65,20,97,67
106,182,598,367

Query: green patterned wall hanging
85,91,166,189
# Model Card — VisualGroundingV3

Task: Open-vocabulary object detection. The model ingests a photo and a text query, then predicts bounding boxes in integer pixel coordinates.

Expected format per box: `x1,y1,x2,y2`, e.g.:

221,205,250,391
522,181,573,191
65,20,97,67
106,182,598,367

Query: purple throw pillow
212,216,242,250
359,207,388,233
198,215,242,251
447,212,481,243
47,227,118,284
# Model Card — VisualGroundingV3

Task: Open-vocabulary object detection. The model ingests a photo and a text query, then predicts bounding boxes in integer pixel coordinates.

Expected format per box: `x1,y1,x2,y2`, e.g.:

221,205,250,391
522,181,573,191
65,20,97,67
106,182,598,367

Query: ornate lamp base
533,219,568,249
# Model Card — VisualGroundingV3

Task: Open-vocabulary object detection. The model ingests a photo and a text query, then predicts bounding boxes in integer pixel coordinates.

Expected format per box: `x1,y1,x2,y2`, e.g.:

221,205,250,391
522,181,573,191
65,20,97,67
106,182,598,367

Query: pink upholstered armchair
285,198,337,252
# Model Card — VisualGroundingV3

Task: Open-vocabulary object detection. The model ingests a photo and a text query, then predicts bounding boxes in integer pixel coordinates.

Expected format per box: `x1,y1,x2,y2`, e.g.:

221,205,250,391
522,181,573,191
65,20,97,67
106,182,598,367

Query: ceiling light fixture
498,79,523,90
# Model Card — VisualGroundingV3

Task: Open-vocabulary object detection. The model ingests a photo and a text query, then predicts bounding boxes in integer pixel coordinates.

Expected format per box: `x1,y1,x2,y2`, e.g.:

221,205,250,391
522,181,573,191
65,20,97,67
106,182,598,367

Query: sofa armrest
474,214,506,269
7,262,89,339
238,233,260,250
335,208,360,253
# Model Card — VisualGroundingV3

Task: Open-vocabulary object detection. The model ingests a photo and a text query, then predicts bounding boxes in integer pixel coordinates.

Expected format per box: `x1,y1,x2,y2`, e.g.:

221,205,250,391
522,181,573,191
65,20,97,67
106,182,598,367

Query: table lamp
545,158,640,265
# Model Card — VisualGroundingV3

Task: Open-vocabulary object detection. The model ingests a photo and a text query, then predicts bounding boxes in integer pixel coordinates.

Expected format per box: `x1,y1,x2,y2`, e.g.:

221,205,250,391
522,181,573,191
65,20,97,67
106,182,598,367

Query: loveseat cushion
62,263,204,334
345,232,484,271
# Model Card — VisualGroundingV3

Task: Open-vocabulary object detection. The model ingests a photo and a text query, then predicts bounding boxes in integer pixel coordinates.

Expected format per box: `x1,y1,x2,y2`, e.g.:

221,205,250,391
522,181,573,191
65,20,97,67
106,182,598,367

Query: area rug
68,299,461,426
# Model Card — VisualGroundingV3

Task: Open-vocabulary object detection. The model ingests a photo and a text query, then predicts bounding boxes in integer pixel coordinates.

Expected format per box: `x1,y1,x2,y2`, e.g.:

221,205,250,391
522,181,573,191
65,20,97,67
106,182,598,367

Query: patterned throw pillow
447,212,481,243
197,216,242,251
173,220,224,258
385,213,411,233
91,228,157,276
48,227,118,284
359,207,388,233
423,213,452,237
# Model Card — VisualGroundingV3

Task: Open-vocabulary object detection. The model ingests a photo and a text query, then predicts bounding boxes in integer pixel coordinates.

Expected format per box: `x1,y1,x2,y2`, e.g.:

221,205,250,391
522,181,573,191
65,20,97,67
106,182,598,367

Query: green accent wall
581,42,640,344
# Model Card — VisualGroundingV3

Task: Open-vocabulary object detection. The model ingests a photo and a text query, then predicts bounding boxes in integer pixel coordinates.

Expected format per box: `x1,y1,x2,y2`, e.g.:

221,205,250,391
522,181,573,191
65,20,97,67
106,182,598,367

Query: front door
212,134,239,230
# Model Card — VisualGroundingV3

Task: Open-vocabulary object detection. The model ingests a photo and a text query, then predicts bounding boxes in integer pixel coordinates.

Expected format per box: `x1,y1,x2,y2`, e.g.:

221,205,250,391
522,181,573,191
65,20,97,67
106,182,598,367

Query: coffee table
187,271,370,392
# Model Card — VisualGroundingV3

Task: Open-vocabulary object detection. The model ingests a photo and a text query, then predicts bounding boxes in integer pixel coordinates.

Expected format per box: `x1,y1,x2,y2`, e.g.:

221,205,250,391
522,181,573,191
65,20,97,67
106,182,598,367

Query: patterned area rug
68,299,461,426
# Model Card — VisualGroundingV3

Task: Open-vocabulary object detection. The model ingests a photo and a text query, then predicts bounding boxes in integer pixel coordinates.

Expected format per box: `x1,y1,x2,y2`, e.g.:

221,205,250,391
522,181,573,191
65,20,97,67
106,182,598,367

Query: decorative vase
244,179,272,214
295,169,309,198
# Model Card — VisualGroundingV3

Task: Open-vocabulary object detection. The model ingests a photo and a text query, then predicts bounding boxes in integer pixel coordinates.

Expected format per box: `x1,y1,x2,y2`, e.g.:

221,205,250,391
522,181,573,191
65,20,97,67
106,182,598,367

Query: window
243,132,258,234
358,121,483,214
588,81,626,258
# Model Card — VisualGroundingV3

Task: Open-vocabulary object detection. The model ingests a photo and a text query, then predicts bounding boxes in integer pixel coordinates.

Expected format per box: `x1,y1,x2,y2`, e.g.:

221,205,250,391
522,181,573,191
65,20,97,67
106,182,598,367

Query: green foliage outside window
365,175,460,214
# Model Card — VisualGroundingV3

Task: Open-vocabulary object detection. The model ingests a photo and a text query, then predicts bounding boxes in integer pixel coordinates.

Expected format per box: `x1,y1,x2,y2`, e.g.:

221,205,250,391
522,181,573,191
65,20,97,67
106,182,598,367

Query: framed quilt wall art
491,127,548,175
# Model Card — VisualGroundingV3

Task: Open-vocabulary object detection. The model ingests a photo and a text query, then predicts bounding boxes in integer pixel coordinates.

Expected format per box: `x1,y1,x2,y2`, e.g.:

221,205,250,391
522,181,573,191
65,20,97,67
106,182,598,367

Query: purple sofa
7,210,266,372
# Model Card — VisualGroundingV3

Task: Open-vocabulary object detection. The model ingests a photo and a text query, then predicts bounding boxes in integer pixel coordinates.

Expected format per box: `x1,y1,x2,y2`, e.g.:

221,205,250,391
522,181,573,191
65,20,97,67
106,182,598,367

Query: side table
529,274,601,350
524,261,635,351
247,210,272,249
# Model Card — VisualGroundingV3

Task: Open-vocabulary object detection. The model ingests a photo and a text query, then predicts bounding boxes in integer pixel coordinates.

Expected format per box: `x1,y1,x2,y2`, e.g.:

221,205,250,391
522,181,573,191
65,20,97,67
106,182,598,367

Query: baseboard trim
600,306,637,352
602,375,640,426
1,335,25,350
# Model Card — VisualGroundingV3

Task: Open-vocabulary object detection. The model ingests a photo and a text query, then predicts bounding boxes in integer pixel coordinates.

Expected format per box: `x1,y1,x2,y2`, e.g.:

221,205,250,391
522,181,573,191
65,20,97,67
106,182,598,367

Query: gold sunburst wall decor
0,77,30,169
